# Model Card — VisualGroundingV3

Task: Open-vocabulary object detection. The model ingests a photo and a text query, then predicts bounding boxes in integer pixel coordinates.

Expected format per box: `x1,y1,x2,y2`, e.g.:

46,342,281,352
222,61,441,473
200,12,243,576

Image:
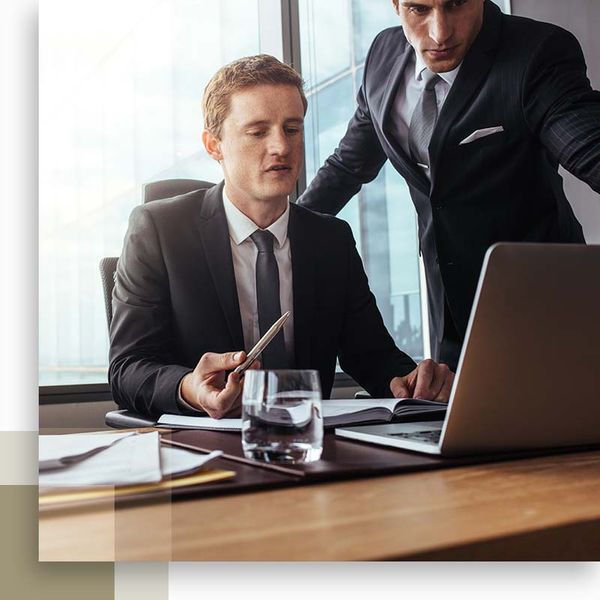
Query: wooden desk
39,449,600,561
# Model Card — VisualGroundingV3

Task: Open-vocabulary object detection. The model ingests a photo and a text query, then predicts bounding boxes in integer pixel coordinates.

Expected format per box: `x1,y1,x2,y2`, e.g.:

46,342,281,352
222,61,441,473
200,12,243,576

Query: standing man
299,0,600,370
109,55,453,419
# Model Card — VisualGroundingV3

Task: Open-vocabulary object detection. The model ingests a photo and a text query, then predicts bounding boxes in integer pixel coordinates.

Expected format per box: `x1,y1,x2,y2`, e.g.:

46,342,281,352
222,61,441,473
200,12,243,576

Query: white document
157,414,243,430
160,447,222,478
39,432,162,487
459,125,504,145
39,431,136,471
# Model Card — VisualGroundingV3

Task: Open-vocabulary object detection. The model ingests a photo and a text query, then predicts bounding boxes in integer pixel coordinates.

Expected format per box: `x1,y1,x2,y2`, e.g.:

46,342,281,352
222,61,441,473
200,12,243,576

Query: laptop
336,243,600,456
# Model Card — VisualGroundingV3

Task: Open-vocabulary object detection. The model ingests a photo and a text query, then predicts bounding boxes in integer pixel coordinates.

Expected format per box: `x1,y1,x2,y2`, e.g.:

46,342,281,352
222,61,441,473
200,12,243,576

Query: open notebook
157,398,447,430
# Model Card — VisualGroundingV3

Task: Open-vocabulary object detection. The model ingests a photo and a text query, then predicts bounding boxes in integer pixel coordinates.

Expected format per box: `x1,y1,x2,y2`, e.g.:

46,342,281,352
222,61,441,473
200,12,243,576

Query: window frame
39,383,114,405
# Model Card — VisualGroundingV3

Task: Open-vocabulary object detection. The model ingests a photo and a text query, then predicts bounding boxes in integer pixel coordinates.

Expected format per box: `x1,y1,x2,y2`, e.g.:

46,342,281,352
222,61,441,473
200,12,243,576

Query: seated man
109,54,454,419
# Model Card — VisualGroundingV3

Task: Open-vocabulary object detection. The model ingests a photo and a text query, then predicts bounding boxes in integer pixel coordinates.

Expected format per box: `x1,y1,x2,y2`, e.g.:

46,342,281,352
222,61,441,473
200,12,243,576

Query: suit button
434,205,445,211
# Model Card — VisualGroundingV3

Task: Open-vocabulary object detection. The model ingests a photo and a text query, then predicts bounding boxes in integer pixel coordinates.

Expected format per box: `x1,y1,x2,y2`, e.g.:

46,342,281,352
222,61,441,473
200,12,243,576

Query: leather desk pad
160,429,600,502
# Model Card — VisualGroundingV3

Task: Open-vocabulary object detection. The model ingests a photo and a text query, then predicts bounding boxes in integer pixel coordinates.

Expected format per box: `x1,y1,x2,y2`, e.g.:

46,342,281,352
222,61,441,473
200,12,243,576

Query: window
40,0,511,388
300,0,425,360
40,0,282,385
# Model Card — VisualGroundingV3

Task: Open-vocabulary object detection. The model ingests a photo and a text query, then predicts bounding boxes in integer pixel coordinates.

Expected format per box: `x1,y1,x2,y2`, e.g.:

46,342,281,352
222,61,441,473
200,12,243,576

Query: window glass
39,0,270,385
299,0,352,88
299,0,424,361
352,0,397,64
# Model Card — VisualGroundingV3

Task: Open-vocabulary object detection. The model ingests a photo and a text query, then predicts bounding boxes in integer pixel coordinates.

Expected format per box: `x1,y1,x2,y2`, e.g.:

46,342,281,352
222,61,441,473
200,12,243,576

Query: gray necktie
408,69,442,170
250,229,288,369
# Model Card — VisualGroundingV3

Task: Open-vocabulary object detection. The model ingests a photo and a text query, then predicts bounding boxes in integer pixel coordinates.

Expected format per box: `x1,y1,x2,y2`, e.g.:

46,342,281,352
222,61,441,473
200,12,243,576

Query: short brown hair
202,54,307,138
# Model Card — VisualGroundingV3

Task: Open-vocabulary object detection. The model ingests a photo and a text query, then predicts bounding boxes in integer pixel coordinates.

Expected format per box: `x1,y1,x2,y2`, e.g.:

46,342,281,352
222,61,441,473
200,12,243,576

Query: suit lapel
288,205,316,369
198,182,245,349
380,38,431,196
429,0,503,183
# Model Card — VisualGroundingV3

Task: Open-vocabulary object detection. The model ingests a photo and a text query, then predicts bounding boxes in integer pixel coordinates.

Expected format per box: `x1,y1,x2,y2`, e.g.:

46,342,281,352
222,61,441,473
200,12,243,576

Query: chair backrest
99,178,215,331
99,256,119,330
142,178,214,204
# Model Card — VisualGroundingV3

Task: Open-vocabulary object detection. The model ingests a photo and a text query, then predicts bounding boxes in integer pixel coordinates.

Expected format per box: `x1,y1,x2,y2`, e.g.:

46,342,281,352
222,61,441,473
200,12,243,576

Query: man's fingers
390,376,410,398
428,363,449,400
227,370,241,387
223,385,243,417
202,372,243,419
392,361,452,400
193,354,246,418
411,361,455,401
218,371,244,414
198,350,246,377
196,388,226,418
433,368,455,402
413,359,435,399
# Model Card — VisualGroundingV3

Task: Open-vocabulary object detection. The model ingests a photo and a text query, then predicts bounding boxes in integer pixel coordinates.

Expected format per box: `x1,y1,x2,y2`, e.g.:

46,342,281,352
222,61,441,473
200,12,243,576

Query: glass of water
241,369,323,463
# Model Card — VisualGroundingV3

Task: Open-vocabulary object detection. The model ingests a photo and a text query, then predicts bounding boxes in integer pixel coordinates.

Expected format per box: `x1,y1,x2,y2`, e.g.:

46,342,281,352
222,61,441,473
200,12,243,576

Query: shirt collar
413,48,462,86
222,189,290,249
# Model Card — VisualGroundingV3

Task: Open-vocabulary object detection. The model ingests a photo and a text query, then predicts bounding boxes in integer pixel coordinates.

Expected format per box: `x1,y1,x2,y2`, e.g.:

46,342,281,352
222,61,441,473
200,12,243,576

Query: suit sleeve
523,27,600,193
108,206,192,417
298,40,388,215
336,222,416,398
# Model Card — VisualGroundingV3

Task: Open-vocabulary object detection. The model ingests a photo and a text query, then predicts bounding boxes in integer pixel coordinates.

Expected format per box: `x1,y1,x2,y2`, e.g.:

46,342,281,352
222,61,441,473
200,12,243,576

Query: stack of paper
39,431,221,488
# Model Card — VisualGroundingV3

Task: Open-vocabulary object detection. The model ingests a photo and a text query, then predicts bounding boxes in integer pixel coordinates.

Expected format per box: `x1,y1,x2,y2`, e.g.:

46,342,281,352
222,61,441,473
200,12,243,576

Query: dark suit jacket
109,182,416,417
299,0,600,362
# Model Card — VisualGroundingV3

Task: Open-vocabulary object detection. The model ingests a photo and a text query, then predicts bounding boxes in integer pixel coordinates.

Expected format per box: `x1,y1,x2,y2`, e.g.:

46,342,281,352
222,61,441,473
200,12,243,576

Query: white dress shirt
177,192,295,411
390,48,462,155
222,190,295,359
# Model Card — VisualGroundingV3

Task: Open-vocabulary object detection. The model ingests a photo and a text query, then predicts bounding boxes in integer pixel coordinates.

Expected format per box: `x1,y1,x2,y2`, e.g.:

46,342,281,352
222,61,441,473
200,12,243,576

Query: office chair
101,178,214,428
142,178,214,204
99,257,119,331
99,179,214,331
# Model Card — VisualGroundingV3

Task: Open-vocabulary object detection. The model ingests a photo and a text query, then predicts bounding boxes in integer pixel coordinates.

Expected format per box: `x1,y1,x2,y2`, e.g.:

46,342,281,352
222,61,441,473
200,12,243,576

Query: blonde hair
203,54,307,138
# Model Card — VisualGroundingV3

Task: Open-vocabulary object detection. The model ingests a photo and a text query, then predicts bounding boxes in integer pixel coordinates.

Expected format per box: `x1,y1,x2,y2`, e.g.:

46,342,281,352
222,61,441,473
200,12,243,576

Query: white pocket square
459,126,504,145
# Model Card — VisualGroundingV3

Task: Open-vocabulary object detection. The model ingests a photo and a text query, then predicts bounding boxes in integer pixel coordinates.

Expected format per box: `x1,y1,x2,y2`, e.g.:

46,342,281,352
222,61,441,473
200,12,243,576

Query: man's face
394,0,484,72
206,84,304,207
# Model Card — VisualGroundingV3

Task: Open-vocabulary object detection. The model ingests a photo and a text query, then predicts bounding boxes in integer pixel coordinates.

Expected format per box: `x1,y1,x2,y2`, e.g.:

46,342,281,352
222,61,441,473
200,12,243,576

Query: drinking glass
241,369,323,463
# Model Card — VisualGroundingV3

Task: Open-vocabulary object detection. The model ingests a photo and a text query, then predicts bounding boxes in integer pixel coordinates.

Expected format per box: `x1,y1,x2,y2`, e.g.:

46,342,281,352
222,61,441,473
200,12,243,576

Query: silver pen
233,311,291,375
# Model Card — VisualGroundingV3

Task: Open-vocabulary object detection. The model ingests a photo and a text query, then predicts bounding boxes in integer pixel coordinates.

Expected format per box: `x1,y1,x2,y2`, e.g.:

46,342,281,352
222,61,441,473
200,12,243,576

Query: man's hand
390,359,455,402
180,351,258,418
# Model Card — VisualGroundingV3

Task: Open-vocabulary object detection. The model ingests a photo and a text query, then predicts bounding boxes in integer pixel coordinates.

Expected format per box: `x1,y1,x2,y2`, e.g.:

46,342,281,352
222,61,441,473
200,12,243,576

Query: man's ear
202,129,223,162
392,0,400,15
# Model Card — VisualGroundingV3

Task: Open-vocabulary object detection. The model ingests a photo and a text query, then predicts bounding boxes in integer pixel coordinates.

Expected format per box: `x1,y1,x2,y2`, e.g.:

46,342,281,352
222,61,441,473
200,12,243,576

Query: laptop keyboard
389,429,441,444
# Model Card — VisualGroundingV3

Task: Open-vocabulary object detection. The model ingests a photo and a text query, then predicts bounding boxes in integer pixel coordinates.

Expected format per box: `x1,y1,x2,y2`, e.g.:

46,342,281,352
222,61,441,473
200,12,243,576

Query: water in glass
242,370,323,463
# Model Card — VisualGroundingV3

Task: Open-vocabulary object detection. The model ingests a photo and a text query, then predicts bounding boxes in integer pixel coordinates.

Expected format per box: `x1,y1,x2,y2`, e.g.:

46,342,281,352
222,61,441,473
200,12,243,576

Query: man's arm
108,205,194,417
109,205,252,418
523,27,600,193
299,84,388,215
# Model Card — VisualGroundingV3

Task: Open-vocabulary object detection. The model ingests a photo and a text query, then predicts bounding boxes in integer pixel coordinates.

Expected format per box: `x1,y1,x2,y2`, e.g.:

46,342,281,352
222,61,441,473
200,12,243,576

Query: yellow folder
39,468,235,509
